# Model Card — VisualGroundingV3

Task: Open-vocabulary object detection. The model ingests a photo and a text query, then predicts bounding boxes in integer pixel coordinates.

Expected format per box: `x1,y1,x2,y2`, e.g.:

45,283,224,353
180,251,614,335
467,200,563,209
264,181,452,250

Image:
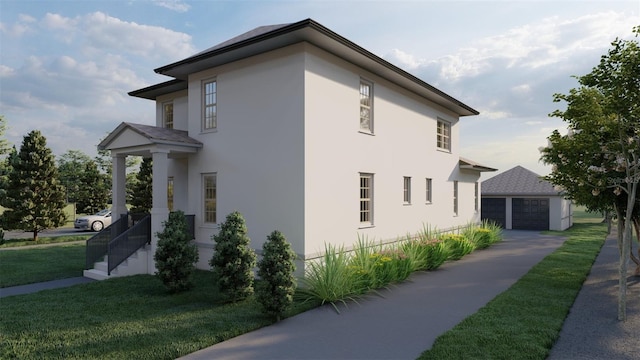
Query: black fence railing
107,214,151,275
85,214,129,270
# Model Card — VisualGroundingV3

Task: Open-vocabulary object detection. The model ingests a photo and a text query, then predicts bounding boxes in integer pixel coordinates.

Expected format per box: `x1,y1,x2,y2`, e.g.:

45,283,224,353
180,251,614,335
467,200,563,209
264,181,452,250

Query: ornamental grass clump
442,233,475,260
256,230,297,321
423,239,450,270
210,211,256,303
154,211,199,293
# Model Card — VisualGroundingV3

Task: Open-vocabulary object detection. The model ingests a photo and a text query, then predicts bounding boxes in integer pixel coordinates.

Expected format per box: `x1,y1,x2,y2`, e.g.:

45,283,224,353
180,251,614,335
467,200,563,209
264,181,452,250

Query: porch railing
85,214,129,270
107,214,151,275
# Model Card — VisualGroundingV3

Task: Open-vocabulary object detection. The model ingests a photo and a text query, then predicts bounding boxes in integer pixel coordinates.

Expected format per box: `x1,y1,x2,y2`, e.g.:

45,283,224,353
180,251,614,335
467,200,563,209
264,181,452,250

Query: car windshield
95,209,110,216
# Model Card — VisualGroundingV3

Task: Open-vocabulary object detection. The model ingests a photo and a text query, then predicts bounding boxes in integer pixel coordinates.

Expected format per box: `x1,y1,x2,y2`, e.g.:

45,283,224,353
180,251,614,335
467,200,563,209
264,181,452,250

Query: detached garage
481,166,573,231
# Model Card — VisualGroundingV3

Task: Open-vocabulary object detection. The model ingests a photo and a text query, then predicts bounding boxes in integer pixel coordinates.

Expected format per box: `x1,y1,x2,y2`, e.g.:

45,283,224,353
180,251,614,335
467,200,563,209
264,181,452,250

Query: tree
129,157,152,213
209,211,256,302
256,230,297,321
0,116,11,203
76,160,110,214
541,27,640,321
57,150,92,204
154,210,199,293
0,130,67,241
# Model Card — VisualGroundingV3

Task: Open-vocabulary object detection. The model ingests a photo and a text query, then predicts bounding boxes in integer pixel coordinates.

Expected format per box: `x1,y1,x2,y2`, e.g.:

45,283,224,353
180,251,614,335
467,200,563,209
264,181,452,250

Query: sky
1,0,639,179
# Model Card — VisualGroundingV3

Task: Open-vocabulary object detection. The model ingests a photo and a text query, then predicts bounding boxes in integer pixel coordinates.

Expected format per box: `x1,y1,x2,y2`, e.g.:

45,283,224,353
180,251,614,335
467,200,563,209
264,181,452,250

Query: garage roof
481,165,560,196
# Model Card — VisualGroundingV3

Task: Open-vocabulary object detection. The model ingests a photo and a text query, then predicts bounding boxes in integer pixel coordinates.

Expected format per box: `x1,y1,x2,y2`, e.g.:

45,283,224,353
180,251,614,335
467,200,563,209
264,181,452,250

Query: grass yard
0,271,318,360
0,243,86,287
0,234,91,249
418,219,608,359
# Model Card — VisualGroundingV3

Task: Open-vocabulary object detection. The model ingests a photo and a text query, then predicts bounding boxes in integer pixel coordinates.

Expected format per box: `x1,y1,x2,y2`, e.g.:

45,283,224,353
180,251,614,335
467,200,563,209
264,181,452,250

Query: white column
149,149,170,274
111,154,128,218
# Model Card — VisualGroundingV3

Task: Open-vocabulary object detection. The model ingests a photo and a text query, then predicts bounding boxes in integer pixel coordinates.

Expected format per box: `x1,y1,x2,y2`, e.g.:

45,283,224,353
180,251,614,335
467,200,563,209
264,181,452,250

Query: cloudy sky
1,0,639,178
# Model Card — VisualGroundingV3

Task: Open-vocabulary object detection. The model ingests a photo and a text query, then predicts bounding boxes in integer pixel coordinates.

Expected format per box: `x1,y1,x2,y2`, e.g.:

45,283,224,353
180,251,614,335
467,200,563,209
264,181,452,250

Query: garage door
481,198,506,228
512,198,549,230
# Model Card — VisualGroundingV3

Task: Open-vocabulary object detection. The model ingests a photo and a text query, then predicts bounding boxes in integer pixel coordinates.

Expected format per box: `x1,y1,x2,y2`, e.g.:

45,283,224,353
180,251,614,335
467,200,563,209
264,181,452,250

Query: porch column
111,154,128,218
149,149,170,274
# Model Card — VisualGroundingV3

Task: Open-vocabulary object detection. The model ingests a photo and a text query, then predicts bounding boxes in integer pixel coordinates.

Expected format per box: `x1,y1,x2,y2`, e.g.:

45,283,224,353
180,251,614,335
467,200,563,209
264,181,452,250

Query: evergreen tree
129,157,152,213
57,150,92,204
76,160,110,214
256,230,297,321
154,210,199,293
210,211,256,302
0,130,67,241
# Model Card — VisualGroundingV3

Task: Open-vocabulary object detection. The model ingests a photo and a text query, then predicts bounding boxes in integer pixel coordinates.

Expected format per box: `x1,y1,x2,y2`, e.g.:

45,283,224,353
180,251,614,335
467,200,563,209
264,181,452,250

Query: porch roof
98,122,202,156
459,157,498,172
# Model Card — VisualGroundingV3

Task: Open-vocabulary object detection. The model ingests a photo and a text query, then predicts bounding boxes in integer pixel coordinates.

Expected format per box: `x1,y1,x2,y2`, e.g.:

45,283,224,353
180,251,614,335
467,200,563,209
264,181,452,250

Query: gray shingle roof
192,23,292,57
481,165,559,196
124,122,202,146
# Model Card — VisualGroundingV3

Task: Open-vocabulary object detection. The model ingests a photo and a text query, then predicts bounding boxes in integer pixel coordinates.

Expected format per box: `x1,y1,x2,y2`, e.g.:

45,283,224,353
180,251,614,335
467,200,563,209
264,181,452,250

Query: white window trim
359,173,374,227
203,173,217,225
425,178,433,204
437,119,451,152
403,176,412,205
359,79,374,134
202,78,217,133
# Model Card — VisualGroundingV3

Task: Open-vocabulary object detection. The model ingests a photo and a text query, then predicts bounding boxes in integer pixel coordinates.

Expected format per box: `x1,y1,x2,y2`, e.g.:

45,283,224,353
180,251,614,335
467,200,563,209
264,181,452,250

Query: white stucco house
481,165,573,231
84,19,496,280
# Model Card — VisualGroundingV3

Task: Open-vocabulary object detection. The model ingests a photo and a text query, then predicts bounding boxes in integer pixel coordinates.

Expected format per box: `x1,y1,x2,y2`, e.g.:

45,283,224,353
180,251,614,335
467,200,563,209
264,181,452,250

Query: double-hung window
453,180,459,216
163,102,174,129
437,119,451,151
425,178,432,203
474,182,479,212
203,173,217,223
359,80,373,133
403,177,411,204
203,80,217,130
167,177,174,211
360,173,373,225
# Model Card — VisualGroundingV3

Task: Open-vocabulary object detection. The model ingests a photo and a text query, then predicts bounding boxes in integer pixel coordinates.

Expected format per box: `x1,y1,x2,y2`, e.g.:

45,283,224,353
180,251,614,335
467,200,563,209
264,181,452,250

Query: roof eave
129,79,187,100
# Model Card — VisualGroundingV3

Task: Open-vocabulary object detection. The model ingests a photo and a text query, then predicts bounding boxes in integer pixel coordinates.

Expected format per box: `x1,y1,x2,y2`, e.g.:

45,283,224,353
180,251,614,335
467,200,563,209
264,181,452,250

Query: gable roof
459,157,497,172
98,122,202,150
481,165,560,196
130,19,478,117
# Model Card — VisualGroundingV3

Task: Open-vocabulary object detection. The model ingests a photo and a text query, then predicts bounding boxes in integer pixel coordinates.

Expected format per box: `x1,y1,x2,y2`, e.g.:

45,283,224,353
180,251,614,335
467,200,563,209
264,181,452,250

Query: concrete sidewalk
0,277,94,298
181,231,566,360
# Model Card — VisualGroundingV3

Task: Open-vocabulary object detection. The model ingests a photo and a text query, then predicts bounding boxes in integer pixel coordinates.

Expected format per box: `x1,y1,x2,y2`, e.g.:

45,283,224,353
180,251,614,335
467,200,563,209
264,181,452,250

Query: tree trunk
632,218,640,276
32,229,38,242
618,181,638,321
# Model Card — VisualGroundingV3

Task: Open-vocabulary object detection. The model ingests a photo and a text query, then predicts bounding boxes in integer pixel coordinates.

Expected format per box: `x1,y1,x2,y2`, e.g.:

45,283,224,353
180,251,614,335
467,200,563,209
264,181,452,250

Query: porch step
83,268,110,281
84,246,151,280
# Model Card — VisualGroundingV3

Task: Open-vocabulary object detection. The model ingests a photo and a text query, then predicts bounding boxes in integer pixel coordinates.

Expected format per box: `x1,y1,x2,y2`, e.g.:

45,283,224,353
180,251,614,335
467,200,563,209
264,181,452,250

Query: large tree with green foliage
76,160,110,214
0,116,12,203
541,27,640,321
128,157,152,213
57,150,92,203
0,130,67,241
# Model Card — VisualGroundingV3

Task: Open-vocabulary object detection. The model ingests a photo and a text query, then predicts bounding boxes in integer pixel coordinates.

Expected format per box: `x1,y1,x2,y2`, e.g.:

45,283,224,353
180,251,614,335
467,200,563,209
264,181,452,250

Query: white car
74,209,112,232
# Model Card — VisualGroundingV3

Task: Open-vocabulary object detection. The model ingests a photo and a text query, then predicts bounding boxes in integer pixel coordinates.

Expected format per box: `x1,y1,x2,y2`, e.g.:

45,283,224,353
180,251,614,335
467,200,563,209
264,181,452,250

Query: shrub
0,228,5,246
442,234,475,260
256,230,297,321
210,211,256,302
424,239,450,270
154,211,199,293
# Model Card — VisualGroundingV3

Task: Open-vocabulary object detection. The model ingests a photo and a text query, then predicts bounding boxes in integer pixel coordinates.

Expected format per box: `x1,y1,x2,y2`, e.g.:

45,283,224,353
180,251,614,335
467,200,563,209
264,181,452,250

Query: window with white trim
360,173,373,225
474,182,479,212
203,80,217,130
163,102,174,129
425,178,432,203
437,119,451,151
403,177,411,204
359,80,373,133
203,173,217,223
167,177,174,212
453,180,459,216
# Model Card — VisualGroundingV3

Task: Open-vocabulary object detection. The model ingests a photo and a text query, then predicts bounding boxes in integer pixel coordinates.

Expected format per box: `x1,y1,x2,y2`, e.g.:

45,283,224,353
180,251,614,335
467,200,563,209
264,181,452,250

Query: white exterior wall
182,46,306,268
302,45,480,257
550,197,573,231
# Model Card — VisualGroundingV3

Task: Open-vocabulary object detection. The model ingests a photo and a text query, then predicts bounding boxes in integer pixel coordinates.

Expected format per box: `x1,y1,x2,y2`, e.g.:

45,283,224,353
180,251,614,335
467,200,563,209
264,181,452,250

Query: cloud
0,13,36,37
152,0,191,13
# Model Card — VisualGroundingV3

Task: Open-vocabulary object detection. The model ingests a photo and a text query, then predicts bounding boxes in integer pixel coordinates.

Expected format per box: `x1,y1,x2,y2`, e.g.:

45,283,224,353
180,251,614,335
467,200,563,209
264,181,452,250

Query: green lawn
418,220,608,359
0,243,86,287
0,271,317,360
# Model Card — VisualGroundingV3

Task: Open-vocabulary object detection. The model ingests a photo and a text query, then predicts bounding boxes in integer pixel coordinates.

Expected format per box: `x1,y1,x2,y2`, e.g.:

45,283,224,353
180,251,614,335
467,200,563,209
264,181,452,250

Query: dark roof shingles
125,122,202,146
481,165,559,196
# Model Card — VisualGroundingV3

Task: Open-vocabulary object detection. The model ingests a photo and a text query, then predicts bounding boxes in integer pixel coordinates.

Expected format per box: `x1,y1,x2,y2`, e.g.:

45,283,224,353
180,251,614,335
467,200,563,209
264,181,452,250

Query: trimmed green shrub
256,230,297,321
210,211,256,302
154,211,199,293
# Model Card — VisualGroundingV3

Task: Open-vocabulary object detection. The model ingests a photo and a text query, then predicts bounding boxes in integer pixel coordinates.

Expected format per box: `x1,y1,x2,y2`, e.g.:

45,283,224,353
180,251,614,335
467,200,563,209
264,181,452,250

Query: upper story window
163,102,174,129
203,79,217,130
360,173,373,225
437,119,451,151
359,80,373,133
403,176,411,204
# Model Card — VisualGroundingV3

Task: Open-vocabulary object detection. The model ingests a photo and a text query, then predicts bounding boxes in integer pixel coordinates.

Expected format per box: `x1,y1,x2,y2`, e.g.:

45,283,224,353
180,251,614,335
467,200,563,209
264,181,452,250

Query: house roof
130,19,479,117
459,157,498,172
98,122,203,150
481,165,560,196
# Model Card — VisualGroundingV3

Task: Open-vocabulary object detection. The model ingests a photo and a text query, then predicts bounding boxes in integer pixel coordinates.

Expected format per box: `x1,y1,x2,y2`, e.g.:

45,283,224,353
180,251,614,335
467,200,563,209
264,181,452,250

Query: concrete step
83,268,109,281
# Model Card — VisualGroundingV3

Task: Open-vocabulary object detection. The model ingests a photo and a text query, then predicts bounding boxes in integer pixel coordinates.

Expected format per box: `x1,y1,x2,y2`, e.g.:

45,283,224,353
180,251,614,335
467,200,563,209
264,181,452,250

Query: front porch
85,122,202,280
